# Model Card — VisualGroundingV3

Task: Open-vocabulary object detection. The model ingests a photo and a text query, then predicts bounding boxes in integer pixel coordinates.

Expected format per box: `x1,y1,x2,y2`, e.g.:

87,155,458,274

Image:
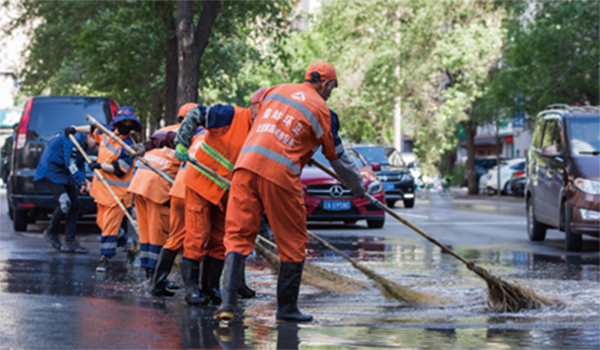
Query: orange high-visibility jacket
128,124,181,204
183,106,252,205
235,82,339,193
90,128,136,207
169,129,206,200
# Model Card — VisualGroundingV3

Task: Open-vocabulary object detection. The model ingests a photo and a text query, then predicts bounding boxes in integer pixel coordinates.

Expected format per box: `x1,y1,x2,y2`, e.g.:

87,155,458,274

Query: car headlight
574,178,600,195
400,173,413,183
367,180,383,194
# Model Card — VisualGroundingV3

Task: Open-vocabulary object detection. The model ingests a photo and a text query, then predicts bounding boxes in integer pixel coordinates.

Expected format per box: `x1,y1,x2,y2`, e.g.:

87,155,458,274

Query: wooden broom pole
68,134,138,235
86,115,174,185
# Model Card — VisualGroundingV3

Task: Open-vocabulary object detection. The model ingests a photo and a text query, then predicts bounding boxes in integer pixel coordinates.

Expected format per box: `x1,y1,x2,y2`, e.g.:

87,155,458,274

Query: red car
302,148,386,228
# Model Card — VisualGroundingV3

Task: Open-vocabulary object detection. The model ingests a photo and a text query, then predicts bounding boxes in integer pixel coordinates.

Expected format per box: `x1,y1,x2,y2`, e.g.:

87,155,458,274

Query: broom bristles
254,241,368,293
470,265,555,312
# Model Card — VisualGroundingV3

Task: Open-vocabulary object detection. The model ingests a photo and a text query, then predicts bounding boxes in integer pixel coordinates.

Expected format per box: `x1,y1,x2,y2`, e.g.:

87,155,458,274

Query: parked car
526,104,600,251
462,156,507,188
8,96,117,231
354,146,415,208
486,158,526,194
302,147,386,228
507,174,526,197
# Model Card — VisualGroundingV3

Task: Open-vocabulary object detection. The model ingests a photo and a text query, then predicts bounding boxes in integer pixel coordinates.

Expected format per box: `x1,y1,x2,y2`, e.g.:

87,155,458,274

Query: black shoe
202,256,224,304
237,269,256,299
96,256,111,272
152,249,177,297
276,261,313,322
166,281,180,290
126,240,139,264
43,230,62,250
181,259,209,305
60,240,89,254
214,253,244,322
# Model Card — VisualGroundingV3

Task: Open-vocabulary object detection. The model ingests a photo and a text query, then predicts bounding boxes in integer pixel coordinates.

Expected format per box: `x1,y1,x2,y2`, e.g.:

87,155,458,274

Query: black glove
89,162,102,170
64,126,76,136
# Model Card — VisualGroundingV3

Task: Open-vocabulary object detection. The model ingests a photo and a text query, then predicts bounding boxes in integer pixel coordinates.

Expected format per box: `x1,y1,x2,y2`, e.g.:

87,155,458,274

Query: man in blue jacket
34,131,98,253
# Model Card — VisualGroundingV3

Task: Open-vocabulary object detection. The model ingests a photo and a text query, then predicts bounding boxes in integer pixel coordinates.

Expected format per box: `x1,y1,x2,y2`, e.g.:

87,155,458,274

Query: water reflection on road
1,233,598,349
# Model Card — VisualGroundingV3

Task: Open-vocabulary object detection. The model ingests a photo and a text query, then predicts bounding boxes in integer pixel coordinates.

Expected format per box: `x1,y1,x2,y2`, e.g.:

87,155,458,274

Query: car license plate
322,200,351,211
383,183,395,191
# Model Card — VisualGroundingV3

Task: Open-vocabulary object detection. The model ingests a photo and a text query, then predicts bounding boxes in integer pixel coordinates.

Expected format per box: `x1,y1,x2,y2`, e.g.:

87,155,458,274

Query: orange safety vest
235,82,339,193
169,130,206,200
90,129,136,207
183,106,252,205
128,124,181,204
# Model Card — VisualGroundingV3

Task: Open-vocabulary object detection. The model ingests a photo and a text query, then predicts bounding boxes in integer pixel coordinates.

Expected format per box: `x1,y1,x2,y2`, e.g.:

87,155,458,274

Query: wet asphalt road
0,189,598,349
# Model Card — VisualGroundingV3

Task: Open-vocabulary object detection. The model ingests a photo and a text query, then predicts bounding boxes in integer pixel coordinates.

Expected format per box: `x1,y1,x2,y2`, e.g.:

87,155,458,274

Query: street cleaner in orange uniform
127,121,181,279
172,88,268,305
130,103,206,297
214,62,365,323
72,106,141,272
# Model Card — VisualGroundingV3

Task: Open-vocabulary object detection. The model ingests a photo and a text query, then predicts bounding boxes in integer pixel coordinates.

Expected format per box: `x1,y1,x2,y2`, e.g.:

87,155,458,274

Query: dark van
526,104,600,251
8,96,117,231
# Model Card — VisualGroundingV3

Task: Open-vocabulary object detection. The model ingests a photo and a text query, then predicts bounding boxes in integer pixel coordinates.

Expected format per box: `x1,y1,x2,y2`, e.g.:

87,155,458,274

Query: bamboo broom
310,159,555,312
86,115,174,185
188,156,445,304
68,134,139,235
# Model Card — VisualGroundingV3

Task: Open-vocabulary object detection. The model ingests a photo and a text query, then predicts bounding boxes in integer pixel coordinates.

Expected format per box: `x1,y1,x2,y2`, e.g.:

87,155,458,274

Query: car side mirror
541,145,561,158
371,162,381,171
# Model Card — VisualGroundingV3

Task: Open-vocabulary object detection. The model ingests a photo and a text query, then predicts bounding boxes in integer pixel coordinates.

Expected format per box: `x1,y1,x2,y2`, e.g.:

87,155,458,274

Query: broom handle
86,115,174,185
68,134,139,235
309,159,472,267
187,157,365,266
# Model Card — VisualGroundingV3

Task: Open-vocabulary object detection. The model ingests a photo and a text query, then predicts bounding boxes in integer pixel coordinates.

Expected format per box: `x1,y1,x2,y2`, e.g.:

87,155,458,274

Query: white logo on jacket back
291,92,305,101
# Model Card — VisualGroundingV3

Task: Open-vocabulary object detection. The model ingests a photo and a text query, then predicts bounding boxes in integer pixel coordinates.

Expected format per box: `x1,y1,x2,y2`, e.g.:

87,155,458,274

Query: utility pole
393,11,402,153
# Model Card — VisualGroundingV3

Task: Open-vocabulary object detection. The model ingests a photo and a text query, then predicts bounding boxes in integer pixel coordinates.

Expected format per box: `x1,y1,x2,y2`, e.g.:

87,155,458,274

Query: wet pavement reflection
1,232,599,349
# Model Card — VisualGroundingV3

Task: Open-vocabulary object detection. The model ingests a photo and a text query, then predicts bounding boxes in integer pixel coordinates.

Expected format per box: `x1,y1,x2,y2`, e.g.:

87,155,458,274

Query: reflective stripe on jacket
183,106,252,205
128,124,181,204
235,82,339,193
90,128,135,207
169,131,206,200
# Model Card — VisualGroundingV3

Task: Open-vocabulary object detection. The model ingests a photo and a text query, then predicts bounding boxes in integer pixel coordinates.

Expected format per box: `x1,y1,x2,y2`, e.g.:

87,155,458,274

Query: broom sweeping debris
255,235,367,293
186,156,444,305
310,159,555,312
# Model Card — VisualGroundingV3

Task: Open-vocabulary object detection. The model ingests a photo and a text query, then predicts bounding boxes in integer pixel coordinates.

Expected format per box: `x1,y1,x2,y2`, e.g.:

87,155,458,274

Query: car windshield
355,147,404,166
310,147,365,168
568,117,600,155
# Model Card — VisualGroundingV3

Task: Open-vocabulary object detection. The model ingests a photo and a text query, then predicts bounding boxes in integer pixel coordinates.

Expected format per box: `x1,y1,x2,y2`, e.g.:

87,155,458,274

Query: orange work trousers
224,169,307,263
183,187,227,262
135,194,170,269
163,196,186,253
97,203,131,257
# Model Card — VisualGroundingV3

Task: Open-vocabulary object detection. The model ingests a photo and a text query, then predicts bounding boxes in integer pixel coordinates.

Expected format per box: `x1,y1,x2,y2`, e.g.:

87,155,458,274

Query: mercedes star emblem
329,185,344,198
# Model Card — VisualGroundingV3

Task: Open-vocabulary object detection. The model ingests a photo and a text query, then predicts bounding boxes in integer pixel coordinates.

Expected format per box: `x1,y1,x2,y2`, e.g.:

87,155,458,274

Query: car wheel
13,210,28,232
7,198,13,220
564,202,582,252
403,198,415,208
386,199,397,208
367,218,385,229
526,198,546,242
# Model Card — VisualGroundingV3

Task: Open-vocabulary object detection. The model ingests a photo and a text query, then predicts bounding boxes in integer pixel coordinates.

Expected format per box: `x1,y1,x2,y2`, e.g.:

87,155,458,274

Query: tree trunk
176,0,220,108
464,121,478,195
164,15,178,126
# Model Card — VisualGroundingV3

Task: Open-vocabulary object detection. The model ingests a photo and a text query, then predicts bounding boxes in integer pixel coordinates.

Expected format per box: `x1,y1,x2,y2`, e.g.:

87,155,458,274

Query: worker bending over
214,62,365,322
34,130,98,253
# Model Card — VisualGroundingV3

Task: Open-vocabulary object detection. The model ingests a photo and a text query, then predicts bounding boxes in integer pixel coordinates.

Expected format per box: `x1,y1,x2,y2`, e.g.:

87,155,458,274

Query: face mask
116,124,133,135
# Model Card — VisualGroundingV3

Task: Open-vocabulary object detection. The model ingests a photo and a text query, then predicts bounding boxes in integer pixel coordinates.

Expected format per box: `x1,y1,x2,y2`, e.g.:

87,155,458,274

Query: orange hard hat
178,103,198,119
305,61,338,87
251,87,269,104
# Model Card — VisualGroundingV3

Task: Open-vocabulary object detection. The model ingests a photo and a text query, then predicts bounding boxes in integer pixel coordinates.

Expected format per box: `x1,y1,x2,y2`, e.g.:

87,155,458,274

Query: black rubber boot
152,249,177,297
214,253,244,322
202,256,224,305
181,259,209,305
276,261,313,322
237,268,256,299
